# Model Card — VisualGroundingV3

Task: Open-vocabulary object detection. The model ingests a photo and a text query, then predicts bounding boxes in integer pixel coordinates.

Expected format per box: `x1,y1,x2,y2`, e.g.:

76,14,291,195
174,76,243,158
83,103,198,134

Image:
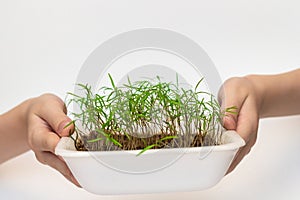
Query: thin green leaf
136,144,157,156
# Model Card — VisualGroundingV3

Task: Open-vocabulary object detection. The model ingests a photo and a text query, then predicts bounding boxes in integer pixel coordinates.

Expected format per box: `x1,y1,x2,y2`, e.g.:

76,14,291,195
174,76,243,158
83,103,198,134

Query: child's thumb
36,94,74,137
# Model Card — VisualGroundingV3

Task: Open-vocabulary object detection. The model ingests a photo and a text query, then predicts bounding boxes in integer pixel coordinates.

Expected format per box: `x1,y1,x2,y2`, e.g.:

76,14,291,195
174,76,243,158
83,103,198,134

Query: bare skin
0,94,80,186
219,69,300,173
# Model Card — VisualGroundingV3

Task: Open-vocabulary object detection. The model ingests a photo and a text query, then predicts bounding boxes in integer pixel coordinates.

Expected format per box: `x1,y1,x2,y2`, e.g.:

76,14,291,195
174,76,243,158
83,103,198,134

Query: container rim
55,130,245,157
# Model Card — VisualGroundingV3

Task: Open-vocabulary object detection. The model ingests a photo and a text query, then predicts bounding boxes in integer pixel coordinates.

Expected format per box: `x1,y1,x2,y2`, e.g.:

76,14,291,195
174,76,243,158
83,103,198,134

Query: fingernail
57,120,71,136
57,121,66,133
223,115,237,130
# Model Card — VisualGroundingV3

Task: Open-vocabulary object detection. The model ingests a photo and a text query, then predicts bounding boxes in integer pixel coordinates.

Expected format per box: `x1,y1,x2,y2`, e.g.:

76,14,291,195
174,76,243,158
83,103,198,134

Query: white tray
55,130,245,195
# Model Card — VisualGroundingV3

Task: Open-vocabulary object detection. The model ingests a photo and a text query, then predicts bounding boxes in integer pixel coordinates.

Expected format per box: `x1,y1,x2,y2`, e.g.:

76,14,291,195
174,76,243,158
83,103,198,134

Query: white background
0,0,300,199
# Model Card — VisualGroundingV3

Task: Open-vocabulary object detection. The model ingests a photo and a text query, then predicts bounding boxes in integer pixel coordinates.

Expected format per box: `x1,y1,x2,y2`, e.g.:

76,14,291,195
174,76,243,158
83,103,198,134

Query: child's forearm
0,99,31,163
246,69,300,118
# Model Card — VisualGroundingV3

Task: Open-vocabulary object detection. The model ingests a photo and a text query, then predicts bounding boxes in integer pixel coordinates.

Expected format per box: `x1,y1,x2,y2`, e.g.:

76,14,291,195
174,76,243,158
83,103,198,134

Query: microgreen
66,75,235,155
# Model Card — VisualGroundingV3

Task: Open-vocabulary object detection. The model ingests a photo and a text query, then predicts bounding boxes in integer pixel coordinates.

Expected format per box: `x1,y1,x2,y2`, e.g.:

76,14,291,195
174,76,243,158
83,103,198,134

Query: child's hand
26,94,80,186
218,76,261,174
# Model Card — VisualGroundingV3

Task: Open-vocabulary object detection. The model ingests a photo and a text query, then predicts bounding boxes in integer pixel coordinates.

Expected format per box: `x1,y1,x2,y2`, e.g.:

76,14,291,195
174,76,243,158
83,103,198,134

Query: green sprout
66,74,236,155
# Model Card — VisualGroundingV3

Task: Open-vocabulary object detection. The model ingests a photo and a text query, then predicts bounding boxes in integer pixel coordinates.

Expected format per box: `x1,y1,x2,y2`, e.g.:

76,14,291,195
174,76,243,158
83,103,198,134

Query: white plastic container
55,130,245,195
